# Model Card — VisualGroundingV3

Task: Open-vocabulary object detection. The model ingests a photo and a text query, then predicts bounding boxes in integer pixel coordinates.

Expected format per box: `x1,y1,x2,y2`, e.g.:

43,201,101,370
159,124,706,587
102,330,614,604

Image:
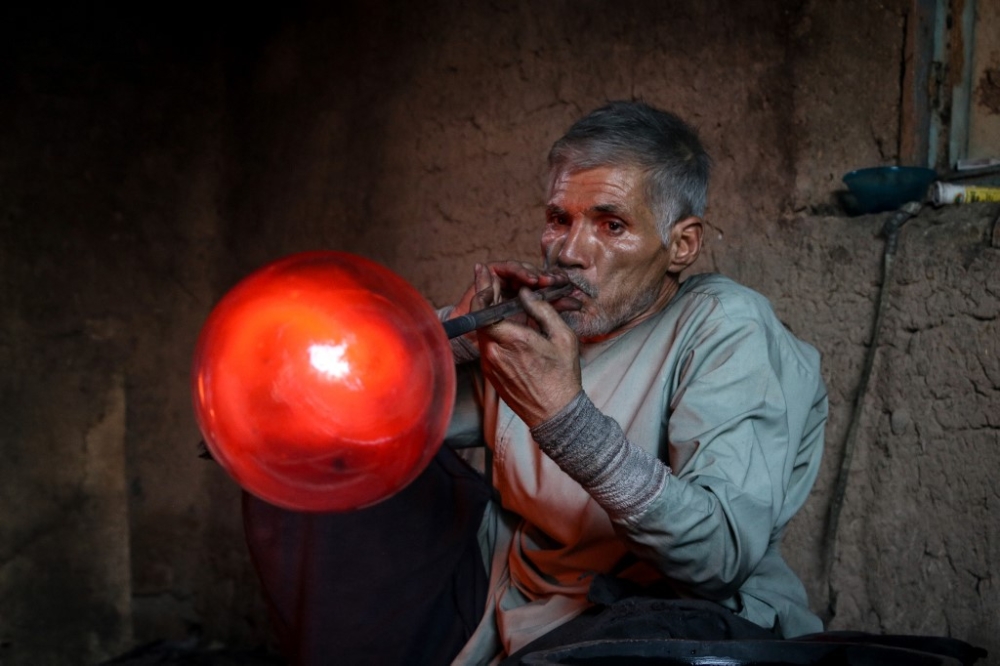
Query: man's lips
565,277,596,299
540,266,593,300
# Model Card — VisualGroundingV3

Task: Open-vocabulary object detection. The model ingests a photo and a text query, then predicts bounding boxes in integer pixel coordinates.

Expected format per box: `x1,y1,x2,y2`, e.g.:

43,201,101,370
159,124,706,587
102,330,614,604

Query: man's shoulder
673,272,776,323
667,273,822,374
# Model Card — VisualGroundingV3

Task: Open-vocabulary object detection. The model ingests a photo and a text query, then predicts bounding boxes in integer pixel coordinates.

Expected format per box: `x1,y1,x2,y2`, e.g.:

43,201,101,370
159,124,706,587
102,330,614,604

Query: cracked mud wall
721,205,1000,655
2,1,999,664
823,209,998,644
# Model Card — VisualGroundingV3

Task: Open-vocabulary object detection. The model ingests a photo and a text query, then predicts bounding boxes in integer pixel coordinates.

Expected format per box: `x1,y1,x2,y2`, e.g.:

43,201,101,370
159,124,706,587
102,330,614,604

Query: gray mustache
565,273,597,298
542,257,596,298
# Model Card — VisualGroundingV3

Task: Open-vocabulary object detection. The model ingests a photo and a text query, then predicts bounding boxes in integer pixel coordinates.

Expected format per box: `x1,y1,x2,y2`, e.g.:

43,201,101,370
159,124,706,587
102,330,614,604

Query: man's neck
578,275,682,345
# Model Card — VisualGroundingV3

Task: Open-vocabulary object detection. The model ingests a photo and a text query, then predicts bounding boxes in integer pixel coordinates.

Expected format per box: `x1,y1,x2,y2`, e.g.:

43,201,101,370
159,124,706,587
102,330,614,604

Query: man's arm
529,391,667,521
613,315,825,599
527,380,766,600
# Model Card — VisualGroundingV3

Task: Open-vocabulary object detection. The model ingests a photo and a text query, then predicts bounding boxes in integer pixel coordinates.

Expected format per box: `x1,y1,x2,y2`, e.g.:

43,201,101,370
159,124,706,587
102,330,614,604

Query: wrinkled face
542,165,674,340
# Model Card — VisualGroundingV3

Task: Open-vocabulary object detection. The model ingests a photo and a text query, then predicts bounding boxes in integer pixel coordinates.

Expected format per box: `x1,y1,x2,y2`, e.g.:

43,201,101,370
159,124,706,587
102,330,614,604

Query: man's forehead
546,165,646,208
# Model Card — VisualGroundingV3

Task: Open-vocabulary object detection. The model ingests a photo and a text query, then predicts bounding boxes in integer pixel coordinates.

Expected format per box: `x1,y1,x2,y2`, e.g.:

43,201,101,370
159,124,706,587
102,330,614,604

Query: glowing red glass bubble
192,251,455,512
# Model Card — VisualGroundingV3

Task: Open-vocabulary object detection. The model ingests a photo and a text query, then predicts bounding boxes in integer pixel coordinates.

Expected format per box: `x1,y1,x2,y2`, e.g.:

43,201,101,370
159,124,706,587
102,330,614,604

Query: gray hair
547,101,711,243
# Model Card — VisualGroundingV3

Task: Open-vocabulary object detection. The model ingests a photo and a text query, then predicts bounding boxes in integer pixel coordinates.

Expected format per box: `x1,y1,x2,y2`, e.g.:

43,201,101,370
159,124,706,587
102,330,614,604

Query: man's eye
606,220,625,233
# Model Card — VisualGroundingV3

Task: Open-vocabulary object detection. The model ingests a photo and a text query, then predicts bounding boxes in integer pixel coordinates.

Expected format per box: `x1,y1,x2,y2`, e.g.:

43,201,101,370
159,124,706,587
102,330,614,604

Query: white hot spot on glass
308,342,351,380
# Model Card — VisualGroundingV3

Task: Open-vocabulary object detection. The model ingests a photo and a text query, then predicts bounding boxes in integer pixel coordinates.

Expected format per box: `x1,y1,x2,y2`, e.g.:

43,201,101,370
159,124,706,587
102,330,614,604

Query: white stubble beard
557,271,662,339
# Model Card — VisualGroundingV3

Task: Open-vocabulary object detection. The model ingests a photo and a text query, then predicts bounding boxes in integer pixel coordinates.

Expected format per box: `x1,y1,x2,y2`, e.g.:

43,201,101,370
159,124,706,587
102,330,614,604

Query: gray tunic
446,273,828,664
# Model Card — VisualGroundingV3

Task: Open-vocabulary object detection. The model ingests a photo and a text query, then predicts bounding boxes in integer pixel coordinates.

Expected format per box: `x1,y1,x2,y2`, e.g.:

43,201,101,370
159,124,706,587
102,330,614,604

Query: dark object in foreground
519,636,986,666
504,580,985,666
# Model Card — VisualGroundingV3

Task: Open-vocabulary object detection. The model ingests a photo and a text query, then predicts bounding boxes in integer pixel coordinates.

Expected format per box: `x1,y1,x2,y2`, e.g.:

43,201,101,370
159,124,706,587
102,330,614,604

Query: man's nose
556,222,589,268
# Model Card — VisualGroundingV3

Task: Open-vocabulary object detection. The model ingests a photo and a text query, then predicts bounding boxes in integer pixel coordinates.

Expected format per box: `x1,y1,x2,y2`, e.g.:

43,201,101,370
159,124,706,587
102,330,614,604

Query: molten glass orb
192,251,455,512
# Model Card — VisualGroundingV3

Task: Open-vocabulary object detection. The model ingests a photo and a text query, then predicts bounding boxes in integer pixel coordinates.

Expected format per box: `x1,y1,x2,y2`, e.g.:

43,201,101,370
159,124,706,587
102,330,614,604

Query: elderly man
243,101,827,665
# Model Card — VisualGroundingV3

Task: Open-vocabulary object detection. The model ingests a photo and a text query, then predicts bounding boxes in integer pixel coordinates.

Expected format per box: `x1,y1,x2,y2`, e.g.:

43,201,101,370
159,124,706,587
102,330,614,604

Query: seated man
243,100,827,665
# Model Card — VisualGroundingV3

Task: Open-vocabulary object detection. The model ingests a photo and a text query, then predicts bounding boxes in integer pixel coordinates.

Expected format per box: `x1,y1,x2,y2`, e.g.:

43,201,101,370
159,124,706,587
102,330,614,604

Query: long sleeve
624,312,825,601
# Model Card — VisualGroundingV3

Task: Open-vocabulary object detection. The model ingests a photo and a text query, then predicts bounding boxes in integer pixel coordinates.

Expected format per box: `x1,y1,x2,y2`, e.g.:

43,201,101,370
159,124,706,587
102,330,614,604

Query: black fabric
502,575,776,665
242,446,491,666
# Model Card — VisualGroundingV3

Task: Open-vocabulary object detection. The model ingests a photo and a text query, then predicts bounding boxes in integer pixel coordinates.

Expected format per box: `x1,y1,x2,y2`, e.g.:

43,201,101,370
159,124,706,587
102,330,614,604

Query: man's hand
445,261,576,360
449,260,566,321
473,265,582,428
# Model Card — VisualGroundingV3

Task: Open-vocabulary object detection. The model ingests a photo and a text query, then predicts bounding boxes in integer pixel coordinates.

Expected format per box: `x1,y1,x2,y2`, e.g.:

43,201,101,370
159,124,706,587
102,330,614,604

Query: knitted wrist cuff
530,391,668,521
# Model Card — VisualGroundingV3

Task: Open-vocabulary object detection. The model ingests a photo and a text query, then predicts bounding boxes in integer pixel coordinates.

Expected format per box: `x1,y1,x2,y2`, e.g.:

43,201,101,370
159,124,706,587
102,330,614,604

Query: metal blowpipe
442,283,574,339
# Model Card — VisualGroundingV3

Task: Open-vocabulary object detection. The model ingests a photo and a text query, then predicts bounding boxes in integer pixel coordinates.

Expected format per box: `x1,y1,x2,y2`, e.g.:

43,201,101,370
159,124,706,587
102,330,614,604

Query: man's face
541,165,674,340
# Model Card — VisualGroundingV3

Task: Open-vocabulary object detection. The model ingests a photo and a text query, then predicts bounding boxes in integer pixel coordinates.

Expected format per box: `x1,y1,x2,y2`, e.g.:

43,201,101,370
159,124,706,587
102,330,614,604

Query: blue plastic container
842,166,937,214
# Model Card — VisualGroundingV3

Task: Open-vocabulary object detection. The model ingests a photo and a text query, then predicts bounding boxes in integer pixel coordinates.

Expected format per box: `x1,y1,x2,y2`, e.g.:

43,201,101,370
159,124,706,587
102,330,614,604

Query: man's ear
668,216,703,273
